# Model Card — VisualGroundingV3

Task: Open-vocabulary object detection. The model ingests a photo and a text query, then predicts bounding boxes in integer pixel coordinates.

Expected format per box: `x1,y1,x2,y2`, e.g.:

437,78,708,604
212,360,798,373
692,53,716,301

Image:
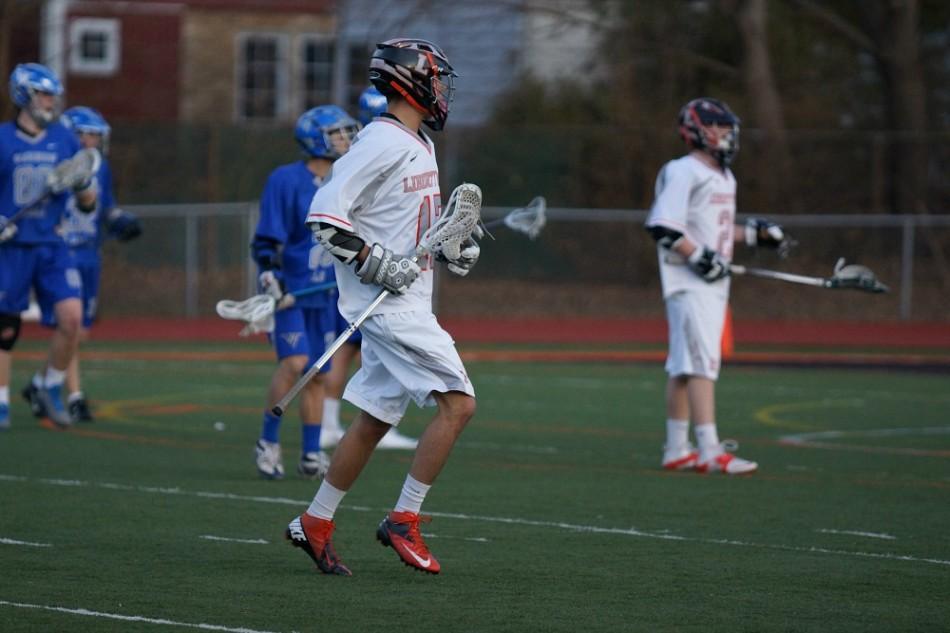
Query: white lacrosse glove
356,243,420,295
688,246,730,282
258,270,285,301
445,237,481,277
745,218,790,257
0,216,17,243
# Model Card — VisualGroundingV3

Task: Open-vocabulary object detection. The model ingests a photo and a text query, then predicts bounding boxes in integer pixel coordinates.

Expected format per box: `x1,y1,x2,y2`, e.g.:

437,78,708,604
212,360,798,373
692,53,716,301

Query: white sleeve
306,136,406,232
645,160,692,234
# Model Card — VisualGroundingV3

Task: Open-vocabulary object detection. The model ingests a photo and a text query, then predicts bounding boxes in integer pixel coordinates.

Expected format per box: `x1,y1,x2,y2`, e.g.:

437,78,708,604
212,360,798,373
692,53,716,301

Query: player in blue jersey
252,105,361,479
318,86,418,451
26,106,141,423
0,63,98,430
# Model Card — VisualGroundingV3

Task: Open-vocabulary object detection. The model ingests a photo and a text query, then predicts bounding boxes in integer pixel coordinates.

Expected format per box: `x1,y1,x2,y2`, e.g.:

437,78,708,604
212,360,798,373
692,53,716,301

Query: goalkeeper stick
272,182,483,417
215,280,338,324
1,148,101,232
730,258,889,293
484,196,546,239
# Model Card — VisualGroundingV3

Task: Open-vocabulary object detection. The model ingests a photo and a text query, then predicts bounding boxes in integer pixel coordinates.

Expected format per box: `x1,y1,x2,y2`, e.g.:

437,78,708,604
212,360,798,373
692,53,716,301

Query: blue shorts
269,304,337,373
0,243,82,315
335,305,362,345
41,259,99,329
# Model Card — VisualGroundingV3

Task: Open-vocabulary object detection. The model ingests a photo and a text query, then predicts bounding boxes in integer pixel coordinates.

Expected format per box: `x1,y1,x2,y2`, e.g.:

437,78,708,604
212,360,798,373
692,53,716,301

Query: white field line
816,529,897,540
0,537,52,548
782,426,950,443
199,535,269,545
421,533,490,543
0,600,281,633
3,474,949,568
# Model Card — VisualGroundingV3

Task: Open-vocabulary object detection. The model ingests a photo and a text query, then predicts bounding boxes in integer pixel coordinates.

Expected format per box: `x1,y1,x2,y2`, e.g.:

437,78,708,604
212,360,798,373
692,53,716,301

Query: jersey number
416,193,441,271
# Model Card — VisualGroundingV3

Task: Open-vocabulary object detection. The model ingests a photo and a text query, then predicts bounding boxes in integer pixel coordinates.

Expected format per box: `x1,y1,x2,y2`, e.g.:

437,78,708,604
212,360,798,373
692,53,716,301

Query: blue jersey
0,120,80,244
254,161,335,309
60,158,115,266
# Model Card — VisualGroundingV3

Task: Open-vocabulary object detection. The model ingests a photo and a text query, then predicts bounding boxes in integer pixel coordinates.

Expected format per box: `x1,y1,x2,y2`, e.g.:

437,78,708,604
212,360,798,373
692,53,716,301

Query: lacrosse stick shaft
272,287,390,416
290,280,337,298
729,264,828,288
272,245,427,415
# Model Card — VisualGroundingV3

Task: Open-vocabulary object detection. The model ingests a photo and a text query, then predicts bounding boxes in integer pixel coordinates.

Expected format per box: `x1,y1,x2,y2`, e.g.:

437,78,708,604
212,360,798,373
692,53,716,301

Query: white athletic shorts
343,310,475,425
664,290,728,381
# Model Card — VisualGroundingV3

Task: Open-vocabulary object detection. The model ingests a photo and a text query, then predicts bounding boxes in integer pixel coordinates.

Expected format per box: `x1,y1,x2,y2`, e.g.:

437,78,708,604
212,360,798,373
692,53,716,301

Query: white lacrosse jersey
646,153,736,299
307,116,441,320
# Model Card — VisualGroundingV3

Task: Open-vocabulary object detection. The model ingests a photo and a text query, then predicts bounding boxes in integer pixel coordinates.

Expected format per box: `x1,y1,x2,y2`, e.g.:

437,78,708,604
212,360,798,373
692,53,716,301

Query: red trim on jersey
309,212,353,229
376,118,432,154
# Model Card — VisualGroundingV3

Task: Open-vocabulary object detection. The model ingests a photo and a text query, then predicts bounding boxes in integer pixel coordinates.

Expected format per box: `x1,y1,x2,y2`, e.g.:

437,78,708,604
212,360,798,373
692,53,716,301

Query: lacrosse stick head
47,147,102,193
503,196,547,240
829,258,889,293
421,182,482,260
216,294,277,322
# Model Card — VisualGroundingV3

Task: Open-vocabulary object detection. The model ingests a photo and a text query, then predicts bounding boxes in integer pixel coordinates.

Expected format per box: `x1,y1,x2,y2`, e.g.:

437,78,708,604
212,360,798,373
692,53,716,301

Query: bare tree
722,0,795,211
790,0,929,213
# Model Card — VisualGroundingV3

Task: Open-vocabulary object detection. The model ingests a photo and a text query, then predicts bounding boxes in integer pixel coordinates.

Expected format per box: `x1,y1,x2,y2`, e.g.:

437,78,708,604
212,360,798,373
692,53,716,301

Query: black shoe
69,397,94,423
21,383,46,418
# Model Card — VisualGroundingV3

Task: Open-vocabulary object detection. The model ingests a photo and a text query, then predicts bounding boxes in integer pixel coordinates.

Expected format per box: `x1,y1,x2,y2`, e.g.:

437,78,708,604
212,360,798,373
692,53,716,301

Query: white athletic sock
665,419,690,449
0,386,9,404
322,398,341,430
68,391,84,404
307,481,346,520
394,474,431,515
694,423,721,459
43,367,65,387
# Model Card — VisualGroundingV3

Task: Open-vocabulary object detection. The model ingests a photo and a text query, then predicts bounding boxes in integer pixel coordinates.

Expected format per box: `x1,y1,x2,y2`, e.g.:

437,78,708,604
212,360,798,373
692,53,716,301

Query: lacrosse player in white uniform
646,98,788,475
285,38,479,576
319,85,418,452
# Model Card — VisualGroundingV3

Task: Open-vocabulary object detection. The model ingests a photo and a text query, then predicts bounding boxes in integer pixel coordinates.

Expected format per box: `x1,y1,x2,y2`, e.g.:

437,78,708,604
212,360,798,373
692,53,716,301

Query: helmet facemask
370,40,457,131
26,89,60,129
679,98,741,168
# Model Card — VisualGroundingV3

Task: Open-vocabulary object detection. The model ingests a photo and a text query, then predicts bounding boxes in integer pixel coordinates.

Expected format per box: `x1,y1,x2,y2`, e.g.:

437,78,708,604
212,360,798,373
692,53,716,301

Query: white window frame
68,17,121,76
234,32,290,122
298,35,336,113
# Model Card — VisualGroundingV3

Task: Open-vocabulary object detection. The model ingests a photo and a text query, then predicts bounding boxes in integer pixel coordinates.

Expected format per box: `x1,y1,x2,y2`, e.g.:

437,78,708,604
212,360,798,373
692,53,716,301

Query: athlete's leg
408,390,476,484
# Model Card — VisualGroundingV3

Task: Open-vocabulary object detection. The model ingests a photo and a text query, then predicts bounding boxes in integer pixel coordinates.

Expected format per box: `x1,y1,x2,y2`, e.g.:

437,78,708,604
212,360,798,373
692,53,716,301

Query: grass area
1,341,949,632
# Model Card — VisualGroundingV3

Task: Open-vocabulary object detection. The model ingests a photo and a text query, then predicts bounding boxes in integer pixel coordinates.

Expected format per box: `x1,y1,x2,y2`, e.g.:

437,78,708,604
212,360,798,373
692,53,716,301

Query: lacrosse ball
213,421,226,431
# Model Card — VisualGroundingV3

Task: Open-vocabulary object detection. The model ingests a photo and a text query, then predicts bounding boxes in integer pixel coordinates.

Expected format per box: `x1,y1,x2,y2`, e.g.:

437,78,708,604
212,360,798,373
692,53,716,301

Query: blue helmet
9,63,63,128
62,106,111,153
357,86,387,125
295,105,360,160
62,106,111,136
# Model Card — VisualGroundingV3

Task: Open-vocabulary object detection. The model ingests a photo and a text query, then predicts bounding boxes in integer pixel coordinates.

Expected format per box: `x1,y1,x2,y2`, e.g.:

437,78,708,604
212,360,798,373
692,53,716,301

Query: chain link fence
100,203,950,323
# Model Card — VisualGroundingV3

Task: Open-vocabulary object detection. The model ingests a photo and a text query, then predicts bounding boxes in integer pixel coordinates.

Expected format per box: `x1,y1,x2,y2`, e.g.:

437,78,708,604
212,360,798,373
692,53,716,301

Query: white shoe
662,444,698,471
298,451,330,480
696,441,757,475
319,425,345,450
255,440,284,479
377,428,418,450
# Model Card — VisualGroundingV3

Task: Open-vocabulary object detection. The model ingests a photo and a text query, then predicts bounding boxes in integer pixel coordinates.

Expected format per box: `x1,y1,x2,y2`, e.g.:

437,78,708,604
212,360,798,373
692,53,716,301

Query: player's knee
442,393,476,426
0,313,22,351
279,355,307,375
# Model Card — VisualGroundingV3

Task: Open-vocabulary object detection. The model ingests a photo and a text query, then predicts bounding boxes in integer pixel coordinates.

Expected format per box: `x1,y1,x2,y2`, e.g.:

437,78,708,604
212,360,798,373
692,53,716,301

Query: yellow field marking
753,398,865,431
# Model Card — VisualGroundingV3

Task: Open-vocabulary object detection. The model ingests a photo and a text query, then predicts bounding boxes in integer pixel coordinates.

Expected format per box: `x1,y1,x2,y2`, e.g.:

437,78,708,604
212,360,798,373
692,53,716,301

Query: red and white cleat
662,445,699,471
376,511,440,574
696,444,758,475
286,514,351,576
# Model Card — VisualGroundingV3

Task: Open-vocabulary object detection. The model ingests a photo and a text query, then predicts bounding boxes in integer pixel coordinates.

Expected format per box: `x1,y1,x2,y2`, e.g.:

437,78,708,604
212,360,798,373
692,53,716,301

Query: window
69,18,121,76
301,38,334,111
346,43,374,111
236,33,289,121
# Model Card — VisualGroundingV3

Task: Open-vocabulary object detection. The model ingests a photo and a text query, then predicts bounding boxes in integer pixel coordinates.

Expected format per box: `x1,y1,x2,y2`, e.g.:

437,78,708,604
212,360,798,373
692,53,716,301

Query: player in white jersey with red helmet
646,98,789,475
285,38,478,576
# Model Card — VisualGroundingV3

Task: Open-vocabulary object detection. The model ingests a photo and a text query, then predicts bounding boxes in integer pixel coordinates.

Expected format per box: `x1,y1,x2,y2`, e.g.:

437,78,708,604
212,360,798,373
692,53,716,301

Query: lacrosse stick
730,258,889,293
215,280,338,324
0,148,102,240
484,196,546,239
272,182,483,416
